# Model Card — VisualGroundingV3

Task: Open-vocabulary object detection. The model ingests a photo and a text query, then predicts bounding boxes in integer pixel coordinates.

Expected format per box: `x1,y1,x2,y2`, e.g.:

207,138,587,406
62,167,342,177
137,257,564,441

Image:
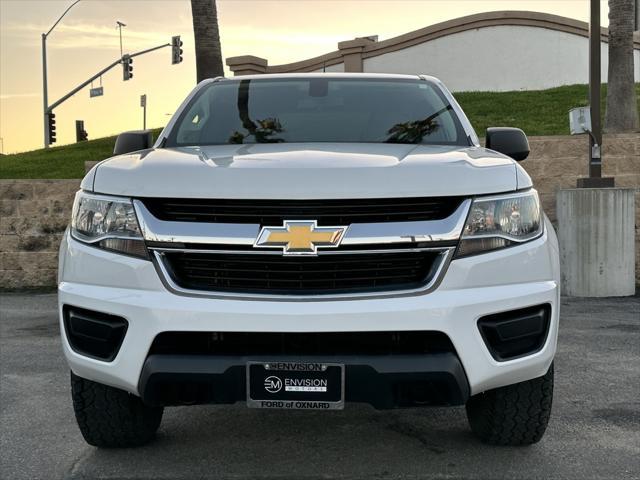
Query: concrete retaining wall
1,180,80,289
0,134,638,290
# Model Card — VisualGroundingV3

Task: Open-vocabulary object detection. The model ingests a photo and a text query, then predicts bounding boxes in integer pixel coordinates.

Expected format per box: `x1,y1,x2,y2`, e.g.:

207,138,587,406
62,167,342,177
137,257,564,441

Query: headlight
71,191,148,259
455,190,543,257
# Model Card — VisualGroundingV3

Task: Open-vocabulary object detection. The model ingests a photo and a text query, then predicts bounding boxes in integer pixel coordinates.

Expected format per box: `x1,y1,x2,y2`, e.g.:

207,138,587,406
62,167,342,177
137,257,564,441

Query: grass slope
1,84,638,179
455,83,640,137
0,129,163,179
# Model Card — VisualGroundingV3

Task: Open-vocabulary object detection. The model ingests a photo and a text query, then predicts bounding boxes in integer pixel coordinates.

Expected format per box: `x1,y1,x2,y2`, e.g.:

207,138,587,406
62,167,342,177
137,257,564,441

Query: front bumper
58,217,560,400
139,353,470,408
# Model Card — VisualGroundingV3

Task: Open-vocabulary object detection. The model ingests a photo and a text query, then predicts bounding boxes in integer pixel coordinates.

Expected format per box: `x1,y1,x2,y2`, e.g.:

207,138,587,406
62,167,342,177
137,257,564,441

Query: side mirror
485,127,530,161
113,130,154,155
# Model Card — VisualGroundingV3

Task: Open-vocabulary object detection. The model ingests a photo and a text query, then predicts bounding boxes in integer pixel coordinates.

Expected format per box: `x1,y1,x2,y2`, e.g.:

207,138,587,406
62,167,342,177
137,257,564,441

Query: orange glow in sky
0,1,607,154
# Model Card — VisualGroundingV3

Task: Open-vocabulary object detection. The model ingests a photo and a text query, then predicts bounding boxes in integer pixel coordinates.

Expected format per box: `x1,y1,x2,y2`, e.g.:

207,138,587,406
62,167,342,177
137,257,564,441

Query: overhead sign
89,86,104,98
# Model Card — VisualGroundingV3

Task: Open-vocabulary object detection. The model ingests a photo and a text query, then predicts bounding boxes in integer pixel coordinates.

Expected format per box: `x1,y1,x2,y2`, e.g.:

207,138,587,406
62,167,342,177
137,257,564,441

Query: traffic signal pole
48,43,170,112
41,4,181,148
44,41,173,145
42,33,50,146
41,0,82,148
48,57,123,112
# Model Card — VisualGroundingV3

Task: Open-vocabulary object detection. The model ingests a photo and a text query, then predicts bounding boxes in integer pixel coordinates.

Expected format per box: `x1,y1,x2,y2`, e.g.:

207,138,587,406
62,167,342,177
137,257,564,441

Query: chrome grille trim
151,247,455,302
135,197,469,300
149,246,448,255
134,199,471,247
134,200,259,245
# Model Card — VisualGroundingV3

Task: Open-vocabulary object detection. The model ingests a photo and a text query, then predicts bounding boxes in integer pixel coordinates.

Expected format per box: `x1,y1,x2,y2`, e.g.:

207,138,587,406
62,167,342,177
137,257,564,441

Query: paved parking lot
1,293,639,480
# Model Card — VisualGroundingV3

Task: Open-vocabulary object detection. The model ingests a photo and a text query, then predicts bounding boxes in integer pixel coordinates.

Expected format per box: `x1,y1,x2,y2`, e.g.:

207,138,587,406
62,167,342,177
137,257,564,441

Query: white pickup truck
59,73,559,448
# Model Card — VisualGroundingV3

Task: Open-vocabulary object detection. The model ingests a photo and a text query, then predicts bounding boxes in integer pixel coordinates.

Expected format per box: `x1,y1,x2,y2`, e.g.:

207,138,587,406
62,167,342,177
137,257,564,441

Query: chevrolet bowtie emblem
254,220,348,256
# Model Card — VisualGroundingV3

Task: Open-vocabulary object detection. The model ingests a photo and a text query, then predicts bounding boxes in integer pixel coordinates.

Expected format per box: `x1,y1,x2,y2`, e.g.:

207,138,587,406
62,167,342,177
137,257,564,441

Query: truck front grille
141,197,464,226
160,250,442,295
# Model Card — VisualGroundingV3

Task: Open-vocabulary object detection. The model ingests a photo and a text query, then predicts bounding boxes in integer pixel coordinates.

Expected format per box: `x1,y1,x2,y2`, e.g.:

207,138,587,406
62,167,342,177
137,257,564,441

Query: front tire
71,372,163,448
465,363,554,446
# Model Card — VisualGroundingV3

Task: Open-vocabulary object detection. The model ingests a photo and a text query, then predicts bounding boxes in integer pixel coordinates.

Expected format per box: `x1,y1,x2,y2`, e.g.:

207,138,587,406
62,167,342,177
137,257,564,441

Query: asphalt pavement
1,292,639,480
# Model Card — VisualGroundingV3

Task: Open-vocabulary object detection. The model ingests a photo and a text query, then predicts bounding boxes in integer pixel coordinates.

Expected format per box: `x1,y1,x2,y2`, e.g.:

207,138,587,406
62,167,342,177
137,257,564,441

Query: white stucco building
226,11,640,92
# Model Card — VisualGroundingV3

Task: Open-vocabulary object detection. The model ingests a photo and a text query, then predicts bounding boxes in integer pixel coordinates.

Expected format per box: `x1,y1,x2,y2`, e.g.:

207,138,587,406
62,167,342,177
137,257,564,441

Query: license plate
246,361,345,410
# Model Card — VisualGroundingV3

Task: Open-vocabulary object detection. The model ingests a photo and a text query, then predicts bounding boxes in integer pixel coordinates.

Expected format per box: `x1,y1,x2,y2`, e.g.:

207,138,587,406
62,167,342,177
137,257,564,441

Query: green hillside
0,129,163,179
455,83,639,136
1,84,638,179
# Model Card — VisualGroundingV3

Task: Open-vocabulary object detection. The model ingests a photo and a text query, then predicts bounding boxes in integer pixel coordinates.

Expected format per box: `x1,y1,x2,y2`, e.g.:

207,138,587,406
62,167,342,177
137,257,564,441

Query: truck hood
91,143,519,198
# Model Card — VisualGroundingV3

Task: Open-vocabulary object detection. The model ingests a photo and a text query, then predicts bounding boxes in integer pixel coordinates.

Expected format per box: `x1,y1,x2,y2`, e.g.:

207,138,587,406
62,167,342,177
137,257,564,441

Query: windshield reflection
229,80,285,144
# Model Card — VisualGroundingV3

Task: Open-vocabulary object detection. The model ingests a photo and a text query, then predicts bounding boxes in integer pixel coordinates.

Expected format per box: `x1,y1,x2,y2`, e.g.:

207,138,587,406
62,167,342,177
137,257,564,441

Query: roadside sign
140,94,147,129
569,107,592,135
89,86,104,98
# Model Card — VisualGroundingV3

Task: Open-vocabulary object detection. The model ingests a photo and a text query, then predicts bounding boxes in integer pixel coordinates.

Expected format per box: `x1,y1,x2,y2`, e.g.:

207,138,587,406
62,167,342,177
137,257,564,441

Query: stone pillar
225,56,268,76
557,188,635,297
337,37,377,72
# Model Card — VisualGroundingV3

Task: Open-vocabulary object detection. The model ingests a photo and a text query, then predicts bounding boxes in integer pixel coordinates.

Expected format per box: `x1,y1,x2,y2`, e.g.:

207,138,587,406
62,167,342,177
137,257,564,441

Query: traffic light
76,120,88,142
47,112,56,144
122,54,133,81
171,36,183,64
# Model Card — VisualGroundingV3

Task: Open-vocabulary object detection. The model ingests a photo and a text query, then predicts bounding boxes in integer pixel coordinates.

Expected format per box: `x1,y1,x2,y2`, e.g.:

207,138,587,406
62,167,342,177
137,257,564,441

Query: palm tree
190,0,224,82
604,0,639,132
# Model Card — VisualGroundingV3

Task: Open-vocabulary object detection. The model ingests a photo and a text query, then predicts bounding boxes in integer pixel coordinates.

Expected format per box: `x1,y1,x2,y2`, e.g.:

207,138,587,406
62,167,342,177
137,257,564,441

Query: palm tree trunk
604,0,639,132
190,0,224,82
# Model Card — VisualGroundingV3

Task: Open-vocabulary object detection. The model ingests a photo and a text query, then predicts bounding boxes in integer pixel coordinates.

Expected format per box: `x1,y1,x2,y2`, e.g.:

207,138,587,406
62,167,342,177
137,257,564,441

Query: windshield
166,77,468,146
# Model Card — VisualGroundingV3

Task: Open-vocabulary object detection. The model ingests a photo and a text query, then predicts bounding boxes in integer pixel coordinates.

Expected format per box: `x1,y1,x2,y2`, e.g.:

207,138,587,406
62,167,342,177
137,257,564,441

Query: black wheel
465,363,554,446
71,371,163,448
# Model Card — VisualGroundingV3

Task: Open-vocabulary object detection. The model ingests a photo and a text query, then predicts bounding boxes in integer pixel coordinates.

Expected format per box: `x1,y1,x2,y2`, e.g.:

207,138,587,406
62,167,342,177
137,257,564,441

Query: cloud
3,20,188,50
0,92,40,100
4,19,343,52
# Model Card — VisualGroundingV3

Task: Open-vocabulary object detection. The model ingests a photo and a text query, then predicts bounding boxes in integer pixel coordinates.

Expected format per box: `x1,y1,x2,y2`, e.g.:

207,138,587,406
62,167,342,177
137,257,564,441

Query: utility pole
577,0,614,187
588,0,601,179
41,0,82,148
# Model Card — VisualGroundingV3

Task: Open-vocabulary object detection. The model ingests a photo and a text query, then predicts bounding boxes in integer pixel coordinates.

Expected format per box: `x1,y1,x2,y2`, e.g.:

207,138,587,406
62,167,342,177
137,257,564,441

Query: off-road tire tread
71,372,163,448
465,363,553,446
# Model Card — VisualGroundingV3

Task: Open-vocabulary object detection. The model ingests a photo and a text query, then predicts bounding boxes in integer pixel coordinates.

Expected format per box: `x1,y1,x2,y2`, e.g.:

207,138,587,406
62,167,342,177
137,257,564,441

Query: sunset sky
0,0,608,154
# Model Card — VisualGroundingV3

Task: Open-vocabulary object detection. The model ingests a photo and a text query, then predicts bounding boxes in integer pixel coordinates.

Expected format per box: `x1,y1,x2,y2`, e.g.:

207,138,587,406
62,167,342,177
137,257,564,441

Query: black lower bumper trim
478,304,551,361
63,305,128,362
138,353,469,409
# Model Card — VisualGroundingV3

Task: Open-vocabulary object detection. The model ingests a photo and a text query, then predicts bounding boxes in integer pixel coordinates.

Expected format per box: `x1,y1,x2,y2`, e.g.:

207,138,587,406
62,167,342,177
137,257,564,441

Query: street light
116,21,127,58
40,5,182,149
42,0,82,148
